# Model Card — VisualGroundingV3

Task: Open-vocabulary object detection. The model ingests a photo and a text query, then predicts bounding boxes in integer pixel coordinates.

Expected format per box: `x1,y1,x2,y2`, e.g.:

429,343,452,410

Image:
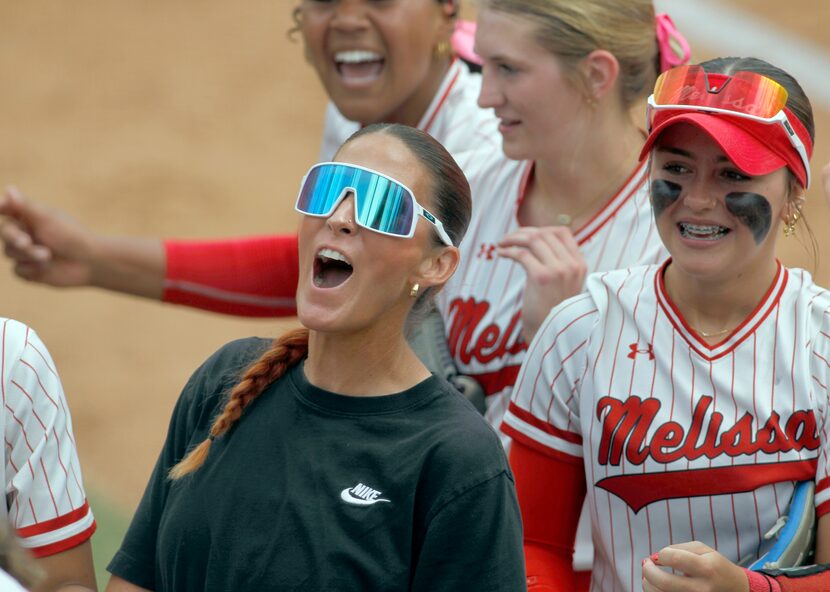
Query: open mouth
313,248,354,289
334,50,384,84
678,222,730,241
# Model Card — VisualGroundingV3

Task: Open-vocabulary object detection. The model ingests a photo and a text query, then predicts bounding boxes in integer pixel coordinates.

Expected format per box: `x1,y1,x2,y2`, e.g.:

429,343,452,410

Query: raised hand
498,225,587,342
1,185,97,286
1,185,165,297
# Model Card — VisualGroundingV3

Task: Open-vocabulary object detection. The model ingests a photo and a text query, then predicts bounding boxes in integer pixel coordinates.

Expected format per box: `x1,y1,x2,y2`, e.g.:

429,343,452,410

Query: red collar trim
418,59,461,134
574,161,648,245
654,259,788,361
515,160,647,245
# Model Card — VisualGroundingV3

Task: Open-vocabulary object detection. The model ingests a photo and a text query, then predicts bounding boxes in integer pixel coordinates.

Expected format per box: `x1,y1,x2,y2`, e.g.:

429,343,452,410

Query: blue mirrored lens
297,164,415,236
355,172,414,236
297,165,348,215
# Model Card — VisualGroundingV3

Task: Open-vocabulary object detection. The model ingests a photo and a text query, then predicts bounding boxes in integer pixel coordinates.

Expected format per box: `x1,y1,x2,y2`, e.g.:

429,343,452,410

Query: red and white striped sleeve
1,319,95,557
501,293,600,463
811,308,830,518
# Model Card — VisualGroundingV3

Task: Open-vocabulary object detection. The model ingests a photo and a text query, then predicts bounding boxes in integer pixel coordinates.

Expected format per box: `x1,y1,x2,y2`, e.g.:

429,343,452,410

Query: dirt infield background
1,0,828,579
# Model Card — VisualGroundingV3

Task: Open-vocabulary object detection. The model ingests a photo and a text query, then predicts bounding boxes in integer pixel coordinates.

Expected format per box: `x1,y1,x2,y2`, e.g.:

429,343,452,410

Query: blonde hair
478,0,659,108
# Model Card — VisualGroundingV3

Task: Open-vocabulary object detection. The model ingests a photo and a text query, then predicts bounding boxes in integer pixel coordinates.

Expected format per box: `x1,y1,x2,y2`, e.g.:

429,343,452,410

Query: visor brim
639,112,788,177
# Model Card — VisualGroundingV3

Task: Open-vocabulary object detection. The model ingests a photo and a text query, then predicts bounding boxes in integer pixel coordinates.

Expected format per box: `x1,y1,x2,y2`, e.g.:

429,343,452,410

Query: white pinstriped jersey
503,263,830,592
437,161,667,431
319,58,502,170
1,319,95,557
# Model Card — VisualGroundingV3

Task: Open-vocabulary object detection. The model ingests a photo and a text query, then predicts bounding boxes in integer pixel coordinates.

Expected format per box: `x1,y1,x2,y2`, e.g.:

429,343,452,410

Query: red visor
639,66,813,188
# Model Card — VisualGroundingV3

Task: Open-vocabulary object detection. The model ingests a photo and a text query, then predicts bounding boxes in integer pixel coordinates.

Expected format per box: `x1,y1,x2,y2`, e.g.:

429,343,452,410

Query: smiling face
474,8,587,161
296,132,446,335
298,0,454,126
650,123,793,282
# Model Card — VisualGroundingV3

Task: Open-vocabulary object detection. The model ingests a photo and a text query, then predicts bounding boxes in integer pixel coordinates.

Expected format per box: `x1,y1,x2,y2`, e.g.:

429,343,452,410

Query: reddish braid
168,327,309,480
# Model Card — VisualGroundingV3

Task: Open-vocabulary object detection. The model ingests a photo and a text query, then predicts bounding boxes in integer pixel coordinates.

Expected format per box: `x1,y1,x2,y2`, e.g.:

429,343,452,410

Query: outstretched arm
1,185,165,297
1,186,300,316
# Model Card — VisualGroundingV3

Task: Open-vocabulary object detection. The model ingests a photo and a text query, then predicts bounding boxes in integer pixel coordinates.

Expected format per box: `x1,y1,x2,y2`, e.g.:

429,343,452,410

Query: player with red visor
503,57,830,592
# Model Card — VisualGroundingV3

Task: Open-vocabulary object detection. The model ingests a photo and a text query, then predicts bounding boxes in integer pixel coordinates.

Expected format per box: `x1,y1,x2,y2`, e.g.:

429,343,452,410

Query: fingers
656,541,713,560
642,558,695,592
1,186,55,270
643,542,747,592
1,185,39,222
497,226,586,280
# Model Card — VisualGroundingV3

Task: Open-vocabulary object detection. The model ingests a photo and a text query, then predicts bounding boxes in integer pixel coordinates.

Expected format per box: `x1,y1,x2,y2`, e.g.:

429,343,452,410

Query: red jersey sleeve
163,235,300,317
510,440,588,591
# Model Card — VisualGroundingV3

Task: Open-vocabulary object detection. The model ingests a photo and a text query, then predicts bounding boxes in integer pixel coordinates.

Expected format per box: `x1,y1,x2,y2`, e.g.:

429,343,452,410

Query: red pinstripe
1,320,7,407
686,349,696,541
7,405,35,452
667,332,676,545
52,428,74,507
19,359,59,408
10,381,47,431
25,341,57,378
545,340,589,424
707,361,719,552
38,458,58,516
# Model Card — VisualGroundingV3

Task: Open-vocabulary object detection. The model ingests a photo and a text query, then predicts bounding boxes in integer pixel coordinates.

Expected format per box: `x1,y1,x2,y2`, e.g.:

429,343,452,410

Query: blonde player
503,58,830,592
0,318,96,591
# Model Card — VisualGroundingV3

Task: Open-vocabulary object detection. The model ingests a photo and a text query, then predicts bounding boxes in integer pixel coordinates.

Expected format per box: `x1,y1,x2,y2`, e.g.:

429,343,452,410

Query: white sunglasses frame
295,162,454,246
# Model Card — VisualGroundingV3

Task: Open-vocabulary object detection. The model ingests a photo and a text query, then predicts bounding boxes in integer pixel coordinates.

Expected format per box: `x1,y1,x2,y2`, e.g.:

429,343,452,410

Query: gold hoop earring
783,207,801,237
434,40,452,60
410,283,420,298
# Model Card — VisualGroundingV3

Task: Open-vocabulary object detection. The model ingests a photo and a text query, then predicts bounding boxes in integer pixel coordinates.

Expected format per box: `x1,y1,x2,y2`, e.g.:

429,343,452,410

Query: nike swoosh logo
340,488,391,506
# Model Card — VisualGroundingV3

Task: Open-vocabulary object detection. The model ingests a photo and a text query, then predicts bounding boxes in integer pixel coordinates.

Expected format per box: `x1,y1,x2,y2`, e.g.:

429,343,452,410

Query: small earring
434,40,452,60
410,283,420,298
783,207,801,237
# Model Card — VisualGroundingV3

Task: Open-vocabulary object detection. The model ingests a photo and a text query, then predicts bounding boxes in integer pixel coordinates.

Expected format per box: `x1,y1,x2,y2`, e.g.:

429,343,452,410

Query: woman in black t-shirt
105,124,526,592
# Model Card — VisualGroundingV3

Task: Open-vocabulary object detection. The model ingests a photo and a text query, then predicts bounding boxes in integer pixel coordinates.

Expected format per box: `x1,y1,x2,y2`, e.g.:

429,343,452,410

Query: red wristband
745,568,782,592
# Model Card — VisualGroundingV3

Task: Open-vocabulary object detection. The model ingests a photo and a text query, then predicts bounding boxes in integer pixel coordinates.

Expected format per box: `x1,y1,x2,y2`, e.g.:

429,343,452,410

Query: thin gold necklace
553,192,611,227
693,326,732,338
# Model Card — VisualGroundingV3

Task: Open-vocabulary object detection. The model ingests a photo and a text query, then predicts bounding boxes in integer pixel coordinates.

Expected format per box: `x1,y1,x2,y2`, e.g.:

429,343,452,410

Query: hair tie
655,13,691,73
208,434,216,442
451,20,483,66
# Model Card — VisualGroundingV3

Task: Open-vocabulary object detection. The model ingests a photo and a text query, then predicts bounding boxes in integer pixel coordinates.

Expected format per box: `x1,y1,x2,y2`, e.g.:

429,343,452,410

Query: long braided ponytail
168,327,309,480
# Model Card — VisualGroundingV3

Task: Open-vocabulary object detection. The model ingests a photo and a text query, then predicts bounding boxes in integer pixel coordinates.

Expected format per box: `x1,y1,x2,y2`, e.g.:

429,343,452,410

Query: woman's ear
411,246,460,292
440,0,458,19
582,49,620,103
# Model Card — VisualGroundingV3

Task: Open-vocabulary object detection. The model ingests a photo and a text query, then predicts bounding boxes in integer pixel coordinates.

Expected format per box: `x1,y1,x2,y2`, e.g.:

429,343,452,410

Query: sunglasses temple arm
417,205,454,247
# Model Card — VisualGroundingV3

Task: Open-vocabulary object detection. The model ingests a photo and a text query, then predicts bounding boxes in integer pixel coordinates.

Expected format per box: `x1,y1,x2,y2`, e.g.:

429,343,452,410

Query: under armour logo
477,243,496,260
627,343,654,360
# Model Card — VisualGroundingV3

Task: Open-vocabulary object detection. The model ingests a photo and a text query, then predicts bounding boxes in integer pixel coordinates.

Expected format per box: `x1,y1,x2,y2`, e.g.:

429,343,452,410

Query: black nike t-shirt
108,338,525,591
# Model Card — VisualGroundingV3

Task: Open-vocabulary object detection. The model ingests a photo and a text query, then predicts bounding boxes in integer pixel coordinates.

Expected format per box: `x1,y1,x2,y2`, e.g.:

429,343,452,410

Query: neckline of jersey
418,58,462,135
654,259,788,360
287,362,445,416
514,160,647,246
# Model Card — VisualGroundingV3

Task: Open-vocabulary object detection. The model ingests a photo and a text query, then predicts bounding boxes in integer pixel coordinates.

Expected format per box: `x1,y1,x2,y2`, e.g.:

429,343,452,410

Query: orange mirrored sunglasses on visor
647,65,812,188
